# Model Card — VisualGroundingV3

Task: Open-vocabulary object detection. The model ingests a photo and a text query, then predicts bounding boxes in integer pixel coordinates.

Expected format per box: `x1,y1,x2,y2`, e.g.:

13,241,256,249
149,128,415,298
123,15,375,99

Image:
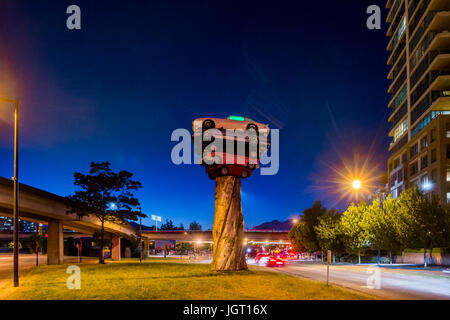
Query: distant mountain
252,220,293,231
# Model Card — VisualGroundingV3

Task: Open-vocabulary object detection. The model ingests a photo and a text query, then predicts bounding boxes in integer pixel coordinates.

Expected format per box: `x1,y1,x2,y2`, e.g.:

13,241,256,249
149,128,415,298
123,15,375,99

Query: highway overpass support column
47,219,64,265
111,237,121,261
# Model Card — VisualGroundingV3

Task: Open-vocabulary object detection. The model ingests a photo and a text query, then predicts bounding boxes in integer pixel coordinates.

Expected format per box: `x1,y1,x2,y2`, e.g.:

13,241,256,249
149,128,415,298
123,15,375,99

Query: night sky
0,0,391,229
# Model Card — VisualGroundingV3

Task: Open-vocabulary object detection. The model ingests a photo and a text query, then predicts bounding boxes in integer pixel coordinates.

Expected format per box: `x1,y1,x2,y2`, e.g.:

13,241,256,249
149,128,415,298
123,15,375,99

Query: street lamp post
0,98,19,287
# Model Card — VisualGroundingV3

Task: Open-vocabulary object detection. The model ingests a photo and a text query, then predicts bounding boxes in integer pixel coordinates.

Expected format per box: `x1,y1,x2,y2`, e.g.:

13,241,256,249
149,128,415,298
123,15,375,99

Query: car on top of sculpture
202,150,258,170
192,115,270,136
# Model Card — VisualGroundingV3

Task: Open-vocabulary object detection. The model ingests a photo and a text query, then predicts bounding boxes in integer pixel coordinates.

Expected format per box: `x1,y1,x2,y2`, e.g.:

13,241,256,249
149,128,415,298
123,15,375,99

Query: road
254,260,450,300
0,253,47,289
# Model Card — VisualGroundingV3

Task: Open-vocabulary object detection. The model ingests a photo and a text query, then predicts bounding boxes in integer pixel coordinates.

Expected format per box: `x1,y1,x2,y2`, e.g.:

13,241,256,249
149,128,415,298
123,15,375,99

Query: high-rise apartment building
387,0,450,203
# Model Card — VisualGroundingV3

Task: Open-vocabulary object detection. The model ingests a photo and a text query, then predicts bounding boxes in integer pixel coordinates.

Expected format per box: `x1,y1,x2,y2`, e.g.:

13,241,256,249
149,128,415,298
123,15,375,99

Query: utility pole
1,98,20,287
139,206,143,263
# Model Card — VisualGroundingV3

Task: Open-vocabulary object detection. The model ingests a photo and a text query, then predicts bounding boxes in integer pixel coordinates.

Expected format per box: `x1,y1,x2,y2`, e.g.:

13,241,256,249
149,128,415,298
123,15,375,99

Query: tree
365,196,402,263
288,201,328,255
160,219,175,230
396,188,450,267
315,209,344,261
420,193,450,266
340,201,370,264
66,161,144,264
26,232,45,254
189,221,202,231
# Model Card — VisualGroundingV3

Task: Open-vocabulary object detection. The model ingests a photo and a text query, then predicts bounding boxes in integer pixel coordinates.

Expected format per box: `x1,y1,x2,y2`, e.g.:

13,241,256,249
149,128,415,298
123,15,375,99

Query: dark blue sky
0,0,391,229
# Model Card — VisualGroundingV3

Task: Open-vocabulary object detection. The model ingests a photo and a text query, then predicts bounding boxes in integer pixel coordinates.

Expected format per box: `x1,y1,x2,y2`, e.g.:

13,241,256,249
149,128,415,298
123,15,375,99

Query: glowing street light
422,182,433,191
108,202,118,210
352,179,361,190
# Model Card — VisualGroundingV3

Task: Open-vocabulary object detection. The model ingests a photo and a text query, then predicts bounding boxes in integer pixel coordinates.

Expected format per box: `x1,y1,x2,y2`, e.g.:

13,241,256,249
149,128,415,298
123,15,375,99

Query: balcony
388,83,407,109
387,0,403,23
429,51,450,70
388,68,407,94
388,52,406,80
409,11,450,56
429,31,450,51
430,93,450,110
387,34,406,66
429,73,450,91
389,134,408,153
388,100,407,124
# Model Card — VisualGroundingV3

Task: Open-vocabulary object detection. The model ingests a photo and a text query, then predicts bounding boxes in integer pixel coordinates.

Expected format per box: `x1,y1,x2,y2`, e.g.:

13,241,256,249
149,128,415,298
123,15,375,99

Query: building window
410,161,418,175
446,123,450,138
397,168,403,183
431,169,437,183
394,119,408,142
411,143,418,157
431,149,437,163
393,84,407,110
431,128,436,142
402,152,407,164
447,166,450,182
447,144,450,159
420,136,428,149
447,192,450,203
420,155,428,169
392,188,398,199
394,158,400,169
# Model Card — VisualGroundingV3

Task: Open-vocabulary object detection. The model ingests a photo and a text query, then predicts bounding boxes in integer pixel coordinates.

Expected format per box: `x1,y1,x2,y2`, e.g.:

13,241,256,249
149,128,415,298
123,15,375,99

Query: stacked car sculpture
192,115,270,179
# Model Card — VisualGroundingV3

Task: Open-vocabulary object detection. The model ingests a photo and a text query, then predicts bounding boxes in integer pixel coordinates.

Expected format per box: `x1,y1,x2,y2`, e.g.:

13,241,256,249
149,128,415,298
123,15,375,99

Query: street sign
327,250,332,265
151,215,161,222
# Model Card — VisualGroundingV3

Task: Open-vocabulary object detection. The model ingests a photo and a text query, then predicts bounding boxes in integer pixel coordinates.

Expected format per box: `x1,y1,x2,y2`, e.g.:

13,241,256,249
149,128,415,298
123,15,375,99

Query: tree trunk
332,252,335,264
358,249,361,264
389,250,392,264
211,176,247,271
377,248,380,265
99,219,105,264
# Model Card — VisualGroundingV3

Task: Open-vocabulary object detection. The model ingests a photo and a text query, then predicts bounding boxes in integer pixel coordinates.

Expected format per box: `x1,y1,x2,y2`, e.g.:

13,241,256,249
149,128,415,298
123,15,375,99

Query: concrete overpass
142,230,290,244
0,177,137,264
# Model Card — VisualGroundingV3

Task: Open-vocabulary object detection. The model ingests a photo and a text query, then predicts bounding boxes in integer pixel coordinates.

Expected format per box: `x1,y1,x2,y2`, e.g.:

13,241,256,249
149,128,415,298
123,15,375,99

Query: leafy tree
394,187,424,251
392,187,450,267
420,193,450,266
26,232,45,254
189,221,202,231
365,196,402,263
340,201,370,264
288,201,328,253
176,242,193,252
66,161,144,264
315,209,344,257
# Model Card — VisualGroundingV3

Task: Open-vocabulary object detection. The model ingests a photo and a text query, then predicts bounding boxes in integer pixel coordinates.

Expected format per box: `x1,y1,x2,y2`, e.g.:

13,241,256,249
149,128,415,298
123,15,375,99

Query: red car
206,164,253,179
266,254,287,267
203,151,258,169
255,253,270,264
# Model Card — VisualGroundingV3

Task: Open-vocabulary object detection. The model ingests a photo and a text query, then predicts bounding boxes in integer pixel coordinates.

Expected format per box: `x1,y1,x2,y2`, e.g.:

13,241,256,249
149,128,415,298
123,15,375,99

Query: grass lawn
1,260,375,300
